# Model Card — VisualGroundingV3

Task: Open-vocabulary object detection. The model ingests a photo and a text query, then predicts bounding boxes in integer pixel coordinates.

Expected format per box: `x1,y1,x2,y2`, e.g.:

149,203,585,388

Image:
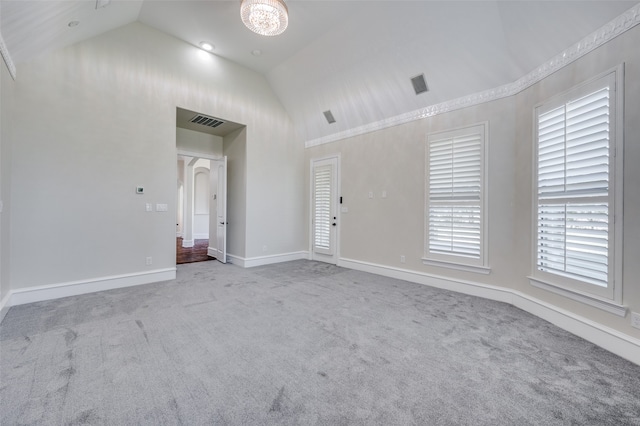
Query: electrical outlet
262,245,268,252
400,255,406,264
368,191,374,199
631,312,640,329
146,257,152,265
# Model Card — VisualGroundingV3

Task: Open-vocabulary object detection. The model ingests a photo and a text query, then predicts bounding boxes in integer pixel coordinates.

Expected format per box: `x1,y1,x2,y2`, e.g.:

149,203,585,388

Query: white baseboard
2,268,176,318
339,258,514,304
207,247,217,258
182,239,194,248
339,257,640,366
0,291,11,324
176,232,184,238
229,251,309,268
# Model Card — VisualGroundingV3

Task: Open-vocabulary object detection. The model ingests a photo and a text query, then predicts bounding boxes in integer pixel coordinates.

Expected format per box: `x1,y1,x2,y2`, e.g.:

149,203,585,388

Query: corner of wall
0,45,15,309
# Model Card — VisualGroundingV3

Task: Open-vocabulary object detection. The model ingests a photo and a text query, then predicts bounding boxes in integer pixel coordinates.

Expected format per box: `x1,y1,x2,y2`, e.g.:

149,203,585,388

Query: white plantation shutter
313,164,332,253
427,127,484,261
536,85,611,287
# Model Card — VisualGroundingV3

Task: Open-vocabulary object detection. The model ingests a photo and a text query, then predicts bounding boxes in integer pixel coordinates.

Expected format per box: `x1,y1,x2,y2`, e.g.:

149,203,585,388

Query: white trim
424,122,489,269
613,63,625,305
226,254,244,266
309,154,341,265
338,257,640,366
193,233,208,239
0,32,16,80
340,258,513,302
228,251,309,268
511,293,639,367
207,247,217,258
304,3,640,148
182,239,194,248
0,291,11,323
529,276,627,317
421,258,491,275
176,149,222,160
531,66,624,303
2,268,176,316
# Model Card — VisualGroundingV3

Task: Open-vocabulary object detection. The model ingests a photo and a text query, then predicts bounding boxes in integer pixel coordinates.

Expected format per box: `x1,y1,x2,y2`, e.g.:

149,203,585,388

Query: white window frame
529,65,624,314
423,122,490,274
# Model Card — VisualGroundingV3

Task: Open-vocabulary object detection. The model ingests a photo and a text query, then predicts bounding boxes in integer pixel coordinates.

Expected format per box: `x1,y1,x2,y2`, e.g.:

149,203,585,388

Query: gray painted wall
1,56,13,304
305,25,640,340
6,22,303,290
176,127,223,157
224,128,248,259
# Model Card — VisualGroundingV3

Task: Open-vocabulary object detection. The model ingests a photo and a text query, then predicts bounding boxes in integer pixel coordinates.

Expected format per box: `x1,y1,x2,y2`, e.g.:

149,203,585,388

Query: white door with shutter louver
312,157,339,264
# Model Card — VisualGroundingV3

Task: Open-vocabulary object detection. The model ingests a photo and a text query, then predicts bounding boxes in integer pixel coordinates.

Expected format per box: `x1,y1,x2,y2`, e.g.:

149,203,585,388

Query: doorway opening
175,107,245,265
176,157,215,264
176,237,211,264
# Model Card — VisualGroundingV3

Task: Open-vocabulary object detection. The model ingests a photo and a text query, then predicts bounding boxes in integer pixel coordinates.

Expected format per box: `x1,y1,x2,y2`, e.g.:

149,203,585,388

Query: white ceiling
1,1,637,142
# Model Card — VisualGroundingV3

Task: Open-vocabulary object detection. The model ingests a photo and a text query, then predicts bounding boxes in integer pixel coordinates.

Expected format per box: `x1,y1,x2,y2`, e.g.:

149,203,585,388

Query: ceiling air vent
411,74,428,95
190,114,225,128
323,110,336,124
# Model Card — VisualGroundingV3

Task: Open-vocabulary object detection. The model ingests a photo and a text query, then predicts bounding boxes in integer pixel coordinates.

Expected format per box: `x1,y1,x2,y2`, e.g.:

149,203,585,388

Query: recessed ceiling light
68,20,80,27
199,42,214,52
251,49,262,56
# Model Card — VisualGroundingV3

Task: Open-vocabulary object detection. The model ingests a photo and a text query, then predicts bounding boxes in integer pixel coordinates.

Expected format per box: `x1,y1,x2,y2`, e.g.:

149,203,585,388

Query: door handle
332,223,337,226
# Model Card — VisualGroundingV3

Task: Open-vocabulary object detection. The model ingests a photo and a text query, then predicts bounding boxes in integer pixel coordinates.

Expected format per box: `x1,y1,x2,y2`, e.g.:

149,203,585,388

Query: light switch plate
156,203,168,212
145,203,153,212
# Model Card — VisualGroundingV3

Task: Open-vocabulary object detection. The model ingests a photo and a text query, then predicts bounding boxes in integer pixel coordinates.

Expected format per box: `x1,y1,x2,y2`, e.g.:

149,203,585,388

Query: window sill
528,276,627,317
422,258,491,275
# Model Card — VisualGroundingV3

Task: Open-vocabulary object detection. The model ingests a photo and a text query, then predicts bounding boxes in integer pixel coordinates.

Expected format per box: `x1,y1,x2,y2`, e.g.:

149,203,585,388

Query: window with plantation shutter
532,69,623,304
424,124,488,273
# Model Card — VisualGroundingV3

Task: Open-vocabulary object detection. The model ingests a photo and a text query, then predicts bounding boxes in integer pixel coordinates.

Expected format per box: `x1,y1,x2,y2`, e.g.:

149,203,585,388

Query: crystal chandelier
240,0,288,36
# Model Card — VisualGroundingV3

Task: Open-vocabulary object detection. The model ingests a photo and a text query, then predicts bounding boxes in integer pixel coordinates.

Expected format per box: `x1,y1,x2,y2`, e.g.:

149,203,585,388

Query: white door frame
309,154,340,265
213,156,227,263
176,149,223,261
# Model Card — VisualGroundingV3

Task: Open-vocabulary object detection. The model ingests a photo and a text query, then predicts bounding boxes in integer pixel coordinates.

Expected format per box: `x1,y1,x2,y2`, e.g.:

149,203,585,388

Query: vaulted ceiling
1,1,637,143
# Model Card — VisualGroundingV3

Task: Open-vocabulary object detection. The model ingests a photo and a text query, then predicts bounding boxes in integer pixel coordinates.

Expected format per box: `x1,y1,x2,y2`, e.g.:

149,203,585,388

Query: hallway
176,238,214,264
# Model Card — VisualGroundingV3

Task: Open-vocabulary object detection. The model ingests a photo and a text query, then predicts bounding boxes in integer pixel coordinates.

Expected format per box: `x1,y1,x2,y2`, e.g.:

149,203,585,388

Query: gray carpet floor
1,260,639,425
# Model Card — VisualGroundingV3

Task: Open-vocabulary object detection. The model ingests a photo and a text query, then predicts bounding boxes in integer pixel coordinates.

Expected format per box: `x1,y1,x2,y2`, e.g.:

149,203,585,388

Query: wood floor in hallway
176,237,215,264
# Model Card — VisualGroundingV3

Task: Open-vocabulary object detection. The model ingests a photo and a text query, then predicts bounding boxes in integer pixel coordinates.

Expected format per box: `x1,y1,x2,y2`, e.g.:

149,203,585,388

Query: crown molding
305,2,640,149
0,31,16,80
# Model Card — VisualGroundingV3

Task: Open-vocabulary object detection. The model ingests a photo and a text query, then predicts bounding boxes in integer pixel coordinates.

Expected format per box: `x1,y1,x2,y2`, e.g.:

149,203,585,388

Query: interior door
214,156,227,263
311,156,339,264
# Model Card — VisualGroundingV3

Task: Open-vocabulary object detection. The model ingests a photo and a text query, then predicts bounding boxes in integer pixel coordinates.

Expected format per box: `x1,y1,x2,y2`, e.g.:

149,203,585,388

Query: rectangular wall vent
411,74,429,95
190,114,225,128
323,110,336,124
